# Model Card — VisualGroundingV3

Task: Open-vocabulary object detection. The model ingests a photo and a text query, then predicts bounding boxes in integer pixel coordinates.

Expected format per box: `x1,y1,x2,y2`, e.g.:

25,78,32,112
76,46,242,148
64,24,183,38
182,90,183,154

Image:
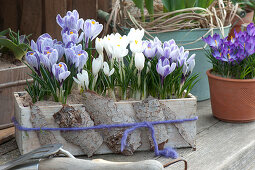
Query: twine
12,116,198,159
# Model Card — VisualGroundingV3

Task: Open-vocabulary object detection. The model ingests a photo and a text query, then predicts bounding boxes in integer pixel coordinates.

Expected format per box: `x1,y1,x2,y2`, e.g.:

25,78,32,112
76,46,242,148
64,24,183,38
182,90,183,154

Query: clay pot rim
206,69,255,83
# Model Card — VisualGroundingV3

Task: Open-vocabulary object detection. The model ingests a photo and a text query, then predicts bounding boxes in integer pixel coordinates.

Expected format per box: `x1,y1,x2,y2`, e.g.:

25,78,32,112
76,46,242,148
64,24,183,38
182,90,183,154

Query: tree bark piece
132,97,168,149
30,104,57,145
53,105,103,157
162,104,195,148
83,91,142,155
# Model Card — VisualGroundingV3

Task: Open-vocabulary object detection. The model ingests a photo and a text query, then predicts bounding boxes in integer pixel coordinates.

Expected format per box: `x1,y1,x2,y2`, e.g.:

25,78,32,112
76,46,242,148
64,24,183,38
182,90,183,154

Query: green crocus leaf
145,0,154,21
0,38,27,60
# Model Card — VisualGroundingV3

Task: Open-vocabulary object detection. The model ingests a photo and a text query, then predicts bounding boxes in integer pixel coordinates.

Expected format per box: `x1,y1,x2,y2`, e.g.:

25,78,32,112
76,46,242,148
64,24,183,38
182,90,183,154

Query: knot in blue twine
12,116,198,159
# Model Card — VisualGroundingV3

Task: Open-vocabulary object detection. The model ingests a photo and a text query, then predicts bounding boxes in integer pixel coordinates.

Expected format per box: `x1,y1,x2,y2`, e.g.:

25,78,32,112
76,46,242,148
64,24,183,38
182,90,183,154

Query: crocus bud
52,62,70,84
96,37,104,55
135,52,145,71
92,58,102,76
103,62,114,76
73,69,89,90
26,51,40,72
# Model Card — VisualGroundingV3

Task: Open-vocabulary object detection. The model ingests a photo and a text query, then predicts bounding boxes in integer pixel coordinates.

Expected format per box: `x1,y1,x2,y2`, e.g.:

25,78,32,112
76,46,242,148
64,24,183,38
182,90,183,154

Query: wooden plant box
0,65,31,126
14,92,197,155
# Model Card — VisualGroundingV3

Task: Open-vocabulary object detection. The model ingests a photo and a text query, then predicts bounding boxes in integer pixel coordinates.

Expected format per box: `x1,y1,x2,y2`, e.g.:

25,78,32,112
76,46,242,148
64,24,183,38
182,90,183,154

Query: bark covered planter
14,91,197,156
207,69,255,122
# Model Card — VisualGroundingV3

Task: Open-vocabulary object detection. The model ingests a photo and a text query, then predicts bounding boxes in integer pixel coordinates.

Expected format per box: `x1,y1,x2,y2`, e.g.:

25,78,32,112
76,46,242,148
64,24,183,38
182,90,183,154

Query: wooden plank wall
0,0,112,41
0,0,111,126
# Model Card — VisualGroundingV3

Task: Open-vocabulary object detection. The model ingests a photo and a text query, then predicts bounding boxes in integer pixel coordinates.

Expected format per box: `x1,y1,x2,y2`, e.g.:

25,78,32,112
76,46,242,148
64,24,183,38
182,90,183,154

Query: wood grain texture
44,0,67,40
0,0,19,31
19,0,43,40
0,127,15,145
1,0,111,40
14,92,197,156
0,66,31,125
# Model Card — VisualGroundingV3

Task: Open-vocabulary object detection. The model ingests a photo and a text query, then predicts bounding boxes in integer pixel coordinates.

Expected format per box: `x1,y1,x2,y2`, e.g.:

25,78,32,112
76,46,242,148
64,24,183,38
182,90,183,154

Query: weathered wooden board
0,66,31,126
14,92,197,156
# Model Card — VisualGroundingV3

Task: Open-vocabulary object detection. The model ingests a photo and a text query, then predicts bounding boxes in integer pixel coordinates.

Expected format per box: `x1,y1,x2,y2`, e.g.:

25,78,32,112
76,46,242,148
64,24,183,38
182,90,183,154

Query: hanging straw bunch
105,0,238,37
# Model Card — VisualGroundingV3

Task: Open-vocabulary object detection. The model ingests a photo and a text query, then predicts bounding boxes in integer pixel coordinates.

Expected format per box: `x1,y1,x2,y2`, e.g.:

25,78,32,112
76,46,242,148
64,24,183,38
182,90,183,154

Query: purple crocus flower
61,29,84,45
26,51,40,74
40,47,58,70
83,19,103,48
246,23,255,36
65,44,88,71
156,57,176,84
31,33,53,53
53,40,64,61
142,40,157,59
202,34,222,48
163,39,176,48
52,62,70,85
56,10,84,32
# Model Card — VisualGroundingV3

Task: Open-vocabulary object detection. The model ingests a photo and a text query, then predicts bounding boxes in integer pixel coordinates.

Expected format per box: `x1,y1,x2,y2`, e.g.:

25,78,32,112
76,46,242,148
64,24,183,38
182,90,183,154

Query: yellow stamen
220,52,222,56
59,64,62,67
70,31,73,34
231,36,233,40
108,38,110,40
135,40,138,44
117,44,120,47
92,21,95,24
120,37,122,39
30,52,34,55
78,53,82,56
228,53,230,59
244,43,245,48
47,51,51,54
215,40,217,46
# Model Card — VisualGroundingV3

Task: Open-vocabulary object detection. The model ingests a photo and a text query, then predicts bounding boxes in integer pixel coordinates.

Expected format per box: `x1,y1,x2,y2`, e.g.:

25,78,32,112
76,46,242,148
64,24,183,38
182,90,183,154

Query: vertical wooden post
19,0,43,40
44,0,67,40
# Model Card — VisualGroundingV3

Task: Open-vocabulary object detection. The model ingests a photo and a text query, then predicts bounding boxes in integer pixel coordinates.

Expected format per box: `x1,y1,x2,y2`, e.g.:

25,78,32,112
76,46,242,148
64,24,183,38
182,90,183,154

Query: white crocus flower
95,37,104,55
103,62,114,76
135,52,145,71
109,43,129,60
130,39,144,54
73,70,89,90
187,54,196,73
92,58,103,76
128,28,144,42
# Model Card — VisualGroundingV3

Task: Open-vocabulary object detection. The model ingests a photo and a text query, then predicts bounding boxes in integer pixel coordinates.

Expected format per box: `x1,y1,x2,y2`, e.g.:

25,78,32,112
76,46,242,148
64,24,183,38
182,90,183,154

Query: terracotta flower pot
229,10,254,38
207,69,255,122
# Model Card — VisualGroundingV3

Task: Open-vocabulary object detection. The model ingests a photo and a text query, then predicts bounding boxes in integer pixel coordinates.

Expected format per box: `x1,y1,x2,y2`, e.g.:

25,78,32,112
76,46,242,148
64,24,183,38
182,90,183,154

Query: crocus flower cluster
142,37,195,85
203,23,255,79
25,10,103,103
203,23,255,63
86,28,197,100
25,9,198,103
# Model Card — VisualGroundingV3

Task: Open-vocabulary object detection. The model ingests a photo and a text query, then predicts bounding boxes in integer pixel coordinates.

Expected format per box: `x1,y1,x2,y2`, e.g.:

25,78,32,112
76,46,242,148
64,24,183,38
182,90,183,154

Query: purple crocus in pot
202,34,223,48
83,19,103,48
56,10,84,31
156,57,176,85
40,47,58,70
52,62,70,85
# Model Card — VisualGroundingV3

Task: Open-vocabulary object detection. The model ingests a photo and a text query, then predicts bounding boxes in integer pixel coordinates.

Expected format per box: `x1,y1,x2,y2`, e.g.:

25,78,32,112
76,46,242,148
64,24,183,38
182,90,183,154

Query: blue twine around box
12,116,198,159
